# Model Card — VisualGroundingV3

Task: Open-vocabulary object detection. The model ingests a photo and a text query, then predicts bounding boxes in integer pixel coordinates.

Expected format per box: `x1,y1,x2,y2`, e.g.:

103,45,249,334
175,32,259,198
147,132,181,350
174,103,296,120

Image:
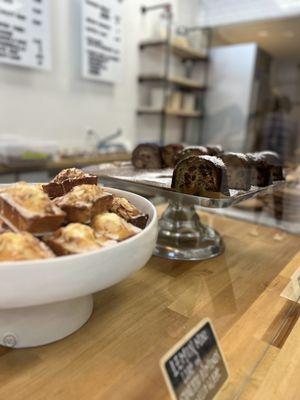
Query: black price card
160,319,229,400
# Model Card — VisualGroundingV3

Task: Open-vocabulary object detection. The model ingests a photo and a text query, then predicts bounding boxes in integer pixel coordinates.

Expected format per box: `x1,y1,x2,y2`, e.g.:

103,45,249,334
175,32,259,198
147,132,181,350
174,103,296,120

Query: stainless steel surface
86,162,285,261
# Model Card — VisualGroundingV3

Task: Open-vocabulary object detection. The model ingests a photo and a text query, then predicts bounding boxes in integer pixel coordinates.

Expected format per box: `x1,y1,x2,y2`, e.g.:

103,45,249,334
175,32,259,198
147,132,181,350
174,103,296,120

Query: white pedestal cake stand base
0,295,93,348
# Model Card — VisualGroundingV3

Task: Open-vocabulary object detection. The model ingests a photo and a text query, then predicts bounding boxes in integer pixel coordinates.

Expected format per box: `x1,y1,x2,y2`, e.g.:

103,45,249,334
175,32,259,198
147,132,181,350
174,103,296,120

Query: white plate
0,188,158,348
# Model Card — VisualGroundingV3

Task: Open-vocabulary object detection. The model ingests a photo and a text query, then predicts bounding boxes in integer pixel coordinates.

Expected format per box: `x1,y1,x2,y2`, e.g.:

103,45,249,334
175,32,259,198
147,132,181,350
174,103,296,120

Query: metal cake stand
86,162,284,261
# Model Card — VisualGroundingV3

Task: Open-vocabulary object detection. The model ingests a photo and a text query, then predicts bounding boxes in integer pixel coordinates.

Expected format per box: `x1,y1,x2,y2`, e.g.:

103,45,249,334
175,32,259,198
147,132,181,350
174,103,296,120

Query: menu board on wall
0,0,51,70
81,0,122,83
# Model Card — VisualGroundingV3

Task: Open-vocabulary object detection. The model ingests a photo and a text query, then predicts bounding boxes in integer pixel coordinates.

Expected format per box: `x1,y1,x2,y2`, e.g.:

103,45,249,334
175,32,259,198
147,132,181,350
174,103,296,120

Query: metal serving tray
86,161,284,209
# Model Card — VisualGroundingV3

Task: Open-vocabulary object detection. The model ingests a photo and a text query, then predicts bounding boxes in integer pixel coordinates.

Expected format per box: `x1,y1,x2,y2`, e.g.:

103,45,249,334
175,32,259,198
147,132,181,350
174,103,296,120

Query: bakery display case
0,201,298,399
0,150,299,399
2,0,300,397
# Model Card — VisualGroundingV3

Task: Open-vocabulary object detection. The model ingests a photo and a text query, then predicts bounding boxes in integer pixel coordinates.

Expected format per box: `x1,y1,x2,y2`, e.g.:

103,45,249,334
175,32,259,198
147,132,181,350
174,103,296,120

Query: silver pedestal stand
154,201,223,260
86,163,283,262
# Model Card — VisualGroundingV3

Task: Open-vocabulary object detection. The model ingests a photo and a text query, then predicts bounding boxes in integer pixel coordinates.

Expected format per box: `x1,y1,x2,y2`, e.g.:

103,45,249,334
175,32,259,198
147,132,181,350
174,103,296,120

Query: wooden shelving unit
139,39,209,61
138,74,207,91
138,4,210,144
137,107,202,118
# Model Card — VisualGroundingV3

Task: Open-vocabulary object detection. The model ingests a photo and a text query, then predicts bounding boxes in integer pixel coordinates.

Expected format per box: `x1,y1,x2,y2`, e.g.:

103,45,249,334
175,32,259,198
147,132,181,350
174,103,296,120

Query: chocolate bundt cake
206,145,224,156
161,143,184,168
255,151,284,181
221,152,251,191
132,143,162,169
171,155,230,197
176,146,208,164
246,153,272,187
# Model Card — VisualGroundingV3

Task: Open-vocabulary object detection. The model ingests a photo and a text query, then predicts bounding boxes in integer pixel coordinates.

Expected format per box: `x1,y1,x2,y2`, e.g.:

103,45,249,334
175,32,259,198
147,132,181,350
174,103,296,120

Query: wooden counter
0,209,299,400
0,152,131,175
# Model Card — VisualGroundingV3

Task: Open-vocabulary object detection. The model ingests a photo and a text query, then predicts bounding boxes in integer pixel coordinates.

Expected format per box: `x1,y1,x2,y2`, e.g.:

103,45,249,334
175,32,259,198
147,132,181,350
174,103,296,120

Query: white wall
0,0,199,149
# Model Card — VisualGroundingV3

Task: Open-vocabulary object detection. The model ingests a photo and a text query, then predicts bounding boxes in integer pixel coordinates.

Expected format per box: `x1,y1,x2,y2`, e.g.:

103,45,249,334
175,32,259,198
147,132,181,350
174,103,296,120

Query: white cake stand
0,188,158,348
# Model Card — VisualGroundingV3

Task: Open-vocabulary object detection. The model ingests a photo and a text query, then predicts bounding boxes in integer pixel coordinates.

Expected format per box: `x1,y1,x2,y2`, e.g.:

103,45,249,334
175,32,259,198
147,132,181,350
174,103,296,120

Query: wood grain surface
0,209,299,400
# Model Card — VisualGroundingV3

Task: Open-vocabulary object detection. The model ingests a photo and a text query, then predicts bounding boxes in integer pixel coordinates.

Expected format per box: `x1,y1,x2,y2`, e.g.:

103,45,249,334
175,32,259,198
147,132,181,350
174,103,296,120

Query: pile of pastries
0,169,148,262
132,143,284,197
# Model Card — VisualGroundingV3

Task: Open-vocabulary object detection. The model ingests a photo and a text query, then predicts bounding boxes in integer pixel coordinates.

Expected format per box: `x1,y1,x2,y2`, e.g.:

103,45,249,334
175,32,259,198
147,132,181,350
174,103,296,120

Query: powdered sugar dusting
199,155,226,169
222,152,249,162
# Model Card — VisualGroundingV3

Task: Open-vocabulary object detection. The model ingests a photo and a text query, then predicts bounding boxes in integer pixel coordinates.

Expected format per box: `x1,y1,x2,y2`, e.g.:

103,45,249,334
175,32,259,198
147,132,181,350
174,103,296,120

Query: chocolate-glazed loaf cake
255,151,284,181
246,153,272,187
161,143,184,168
176,146,208,164
221,152,251,191
132,143,162,169
171,155,229,197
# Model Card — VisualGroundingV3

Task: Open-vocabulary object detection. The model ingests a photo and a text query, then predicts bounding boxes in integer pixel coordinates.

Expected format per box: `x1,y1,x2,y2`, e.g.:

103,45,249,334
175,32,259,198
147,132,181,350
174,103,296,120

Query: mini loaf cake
110,196,148,229
161,143,184,168
221,152,251,191
0,182,65,234
255,151,284,181
176,146,209,164
246,153,272,187
92,212,141,241
44,223,106,256
132,143,162,169
54,184,113,224
206,145,224,156
171,155,230,197
0,231,54,261
43,168,98,199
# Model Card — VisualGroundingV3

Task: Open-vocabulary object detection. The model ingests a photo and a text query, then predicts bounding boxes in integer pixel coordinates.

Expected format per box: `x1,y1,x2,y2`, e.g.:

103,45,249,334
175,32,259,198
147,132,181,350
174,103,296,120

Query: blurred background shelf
138,73,207,90
139,39,208,61
137,107,202,118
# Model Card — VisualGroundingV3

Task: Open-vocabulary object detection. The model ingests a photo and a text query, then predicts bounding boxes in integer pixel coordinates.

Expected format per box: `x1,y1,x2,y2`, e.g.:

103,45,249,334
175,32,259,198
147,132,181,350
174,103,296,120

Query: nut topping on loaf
54,184,113,224
172,155,230,197
110,196,148,229
132,143,162,169
52,168,89,183
0,231,54,261
0,182,65,233
43,168,98,199
92,213,140,241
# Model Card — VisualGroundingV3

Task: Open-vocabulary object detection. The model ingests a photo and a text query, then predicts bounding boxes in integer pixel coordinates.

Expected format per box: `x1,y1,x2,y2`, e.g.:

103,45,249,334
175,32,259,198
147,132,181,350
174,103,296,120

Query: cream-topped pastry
0,231,54,261
44,223,102,256
54,185,113,223
92,212,140,241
